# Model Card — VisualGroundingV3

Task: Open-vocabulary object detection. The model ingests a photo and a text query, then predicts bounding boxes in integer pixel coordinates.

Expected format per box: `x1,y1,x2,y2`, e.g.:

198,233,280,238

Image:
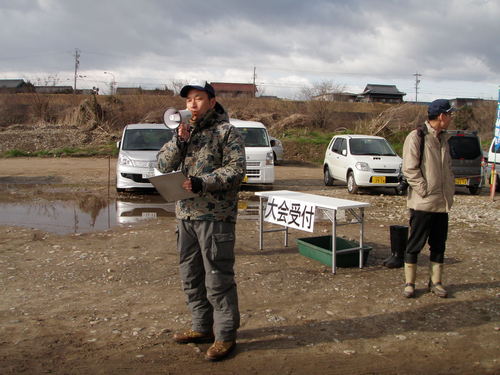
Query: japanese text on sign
264,196,316,232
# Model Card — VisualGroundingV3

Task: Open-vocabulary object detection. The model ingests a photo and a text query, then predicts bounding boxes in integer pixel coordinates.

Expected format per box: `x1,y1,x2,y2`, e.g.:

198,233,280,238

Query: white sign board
264,196,316,232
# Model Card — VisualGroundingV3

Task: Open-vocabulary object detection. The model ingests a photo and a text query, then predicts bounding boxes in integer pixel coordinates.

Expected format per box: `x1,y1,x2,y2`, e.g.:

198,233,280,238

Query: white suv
323,134,403,194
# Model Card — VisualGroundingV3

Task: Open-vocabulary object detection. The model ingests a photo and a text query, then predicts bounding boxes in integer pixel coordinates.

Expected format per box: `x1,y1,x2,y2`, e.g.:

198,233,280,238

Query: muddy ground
0,158,499,375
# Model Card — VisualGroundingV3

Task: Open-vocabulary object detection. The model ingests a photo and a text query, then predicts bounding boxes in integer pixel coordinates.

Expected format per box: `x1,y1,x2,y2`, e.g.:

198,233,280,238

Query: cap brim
180,85,206,98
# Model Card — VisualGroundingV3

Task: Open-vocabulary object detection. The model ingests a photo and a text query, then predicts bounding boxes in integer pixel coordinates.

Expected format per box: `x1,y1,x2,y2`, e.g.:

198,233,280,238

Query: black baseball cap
428,99,455,117
180,80,216,98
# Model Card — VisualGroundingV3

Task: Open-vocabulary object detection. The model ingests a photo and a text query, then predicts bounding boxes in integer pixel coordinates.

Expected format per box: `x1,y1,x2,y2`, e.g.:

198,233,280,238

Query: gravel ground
0,158,499,375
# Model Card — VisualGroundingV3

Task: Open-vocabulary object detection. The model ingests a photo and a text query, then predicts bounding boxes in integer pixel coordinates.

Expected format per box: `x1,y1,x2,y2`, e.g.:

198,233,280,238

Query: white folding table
255,190,370,274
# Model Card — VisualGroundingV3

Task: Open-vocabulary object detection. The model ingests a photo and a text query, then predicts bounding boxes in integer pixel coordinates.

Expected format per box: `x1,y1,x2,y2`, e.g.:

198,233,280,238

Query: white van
116,123,174,192
230,119,275,184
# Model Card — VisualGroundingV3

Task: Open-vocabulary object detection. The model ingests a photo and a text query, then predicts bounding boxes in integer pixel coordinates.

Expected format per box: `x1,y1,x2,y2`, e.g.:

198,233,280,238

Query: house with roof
358,84,406,103
0,79,34,93
210,82,257,98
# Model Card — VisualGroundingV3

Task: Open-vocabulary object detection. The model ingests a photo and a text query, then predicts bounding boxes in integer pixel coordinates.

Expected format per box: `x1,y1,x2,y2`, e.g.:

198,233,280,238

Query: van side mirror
116,141,121,149
270,140,276,147
342,149,347,156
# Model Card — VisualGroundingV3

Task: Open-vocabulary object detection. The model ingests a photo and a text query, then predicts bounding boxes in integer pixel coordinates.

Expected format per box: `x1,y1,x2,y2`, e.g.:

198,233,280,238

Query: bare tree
300,80,346,101
256,84,266,97
35,74,61,86
300,80,346,128
169,79,189,96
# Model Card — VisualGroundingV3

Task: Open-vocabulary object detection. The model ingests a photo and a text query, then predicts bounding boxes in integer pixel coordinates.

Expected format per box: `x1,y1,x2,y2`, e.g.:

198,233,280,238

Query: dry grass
0,93,496,146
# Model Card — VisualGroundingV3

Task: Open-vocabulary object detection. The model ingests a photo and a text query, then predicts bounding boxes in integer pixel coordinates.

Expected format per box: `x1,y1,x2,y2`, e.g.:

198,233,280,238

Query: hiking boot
205,341,236,361
173,329,214,344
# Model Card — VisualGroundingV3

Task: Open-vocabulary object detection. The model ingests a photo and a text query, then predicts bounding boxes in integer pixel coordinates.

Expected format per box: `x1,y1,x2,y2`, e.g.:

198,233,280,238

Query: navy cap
428,99,455,117
180,80,216,98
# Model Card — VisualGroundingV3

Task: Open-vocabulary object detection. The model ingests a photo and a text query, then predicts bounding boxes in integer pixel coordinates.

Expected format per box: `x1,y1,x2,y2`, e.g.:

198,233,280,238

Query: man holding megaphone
157,80,246,361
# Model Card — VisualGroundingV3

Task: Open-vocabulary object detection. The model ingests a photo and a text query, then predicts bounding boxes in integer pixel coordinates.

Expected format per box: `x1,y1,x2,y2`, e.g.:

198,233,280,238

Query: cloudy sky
1,0,499,101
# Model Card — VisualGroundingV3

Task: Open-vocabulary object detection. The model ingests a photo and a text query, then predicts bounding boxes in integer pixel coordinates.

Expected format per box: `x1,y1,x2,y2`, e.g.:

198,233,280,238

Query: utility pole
73,48,80,93
413,72,422,103
253,66,256,97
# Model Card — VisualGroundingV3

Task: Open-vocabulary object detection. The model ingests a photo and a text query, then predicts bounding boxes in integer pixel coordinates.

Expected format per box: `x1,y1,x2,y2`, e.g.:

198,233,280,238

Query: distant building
75,88,99,95
35,86,74,94
358,84,406,103
450,98,491,107
258,95,280,99
116,87,173,95
313,92,358,102
0,79,34,93
210,82,257,98
116,87,142,95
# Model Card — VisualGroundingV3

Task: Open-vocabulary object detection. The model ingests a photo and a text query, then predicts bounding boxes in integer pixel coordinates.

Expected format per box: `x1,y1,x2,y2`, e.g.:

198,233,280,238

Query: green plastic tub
296,235,372,267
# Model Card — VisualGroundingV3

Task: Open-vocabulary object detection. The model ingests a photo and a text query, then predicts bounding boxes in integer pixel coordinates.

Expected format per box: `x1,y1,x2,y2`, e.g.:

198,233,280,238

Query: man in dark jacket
157,80,245,360
402,99,455,298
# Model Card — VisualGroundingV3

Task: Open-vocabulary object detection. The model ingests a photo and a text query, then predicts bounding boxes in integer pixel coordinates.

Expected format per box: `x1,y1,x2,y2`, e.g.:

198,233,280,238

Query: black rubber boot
383,225,408,268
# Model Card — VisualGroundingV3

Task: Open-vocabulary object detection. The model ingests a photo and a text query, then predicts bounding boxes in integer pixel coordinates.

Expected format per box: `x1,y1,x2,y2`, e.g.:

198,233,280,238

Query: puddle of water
0,196,260,235
0,196,176,235
0,176,62,184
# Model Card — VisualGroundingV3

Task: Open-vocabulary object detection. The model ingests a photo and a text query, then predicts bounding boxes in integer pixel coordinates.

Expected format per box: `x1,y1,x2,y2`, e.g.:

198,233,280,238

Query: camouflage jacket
157,102,246,222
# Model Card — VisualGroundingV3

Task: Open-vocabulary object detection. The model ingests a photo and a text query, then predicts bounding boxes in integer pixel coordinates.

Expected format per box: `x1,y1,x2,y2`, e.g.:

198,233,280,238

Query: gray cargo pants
177,219,240,342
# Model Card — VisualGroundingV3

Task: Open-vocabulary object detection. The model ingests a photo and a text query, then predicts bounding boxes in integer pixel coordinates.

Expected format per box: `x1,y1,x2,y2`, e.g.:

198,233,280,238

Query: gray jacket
402,122,454,212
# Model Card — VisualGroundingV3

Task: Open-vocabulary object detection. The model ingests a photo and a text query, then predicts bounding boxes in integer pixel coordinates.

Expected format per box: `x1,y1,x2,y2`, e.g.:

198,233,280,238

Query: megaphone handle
177,123,191,142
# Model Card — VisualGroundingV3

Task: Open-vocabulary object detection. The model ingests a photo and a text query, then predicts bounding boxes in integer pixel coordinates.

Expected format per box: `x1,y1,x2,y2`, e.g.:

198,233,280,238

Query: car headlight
355,162,370,171
266,151,274,165
118,154,134,166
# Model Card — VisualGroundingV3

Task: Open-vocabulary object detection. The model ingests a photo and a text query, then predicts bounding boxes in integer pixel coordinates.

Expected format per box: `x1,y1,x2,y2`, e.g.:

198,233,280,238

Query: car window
238,128,269,147
349,138,396,156
332,138,343,154
123,128,173,151
448,136,481,160
339,138,347,154
490,140,500,153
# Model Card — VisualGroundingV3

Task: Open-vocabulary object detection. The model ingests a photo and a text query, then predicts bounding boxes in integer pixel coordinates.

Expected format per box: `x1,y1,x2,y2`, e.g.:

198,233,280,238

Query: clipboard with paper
149,170,197,202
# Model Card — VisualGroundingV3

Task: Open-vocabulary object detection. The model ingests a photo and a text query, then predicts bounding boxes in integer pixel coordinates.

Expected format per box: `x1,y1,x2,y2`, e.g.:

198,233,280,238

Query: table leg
359,207,364,268
332,209,337,274
259,197,264,250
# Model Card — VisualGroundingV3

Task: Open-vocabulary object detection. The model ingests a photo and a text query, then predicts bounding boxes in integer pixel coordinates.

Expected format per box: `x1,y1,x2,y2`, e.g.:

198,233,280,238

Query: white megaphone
163,108,192,129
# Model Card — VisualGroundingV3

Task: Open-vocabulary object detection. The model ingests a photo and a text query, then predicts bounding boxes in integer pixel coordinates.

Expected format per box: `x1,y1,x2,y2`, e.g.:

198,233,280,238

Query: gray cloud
0,0,499,99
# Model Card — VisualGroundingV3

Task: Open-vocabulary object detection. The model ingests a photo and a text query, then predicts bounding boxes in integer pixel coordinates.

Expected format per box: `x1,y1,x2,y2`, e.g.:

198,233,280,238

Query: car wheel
468,185,481,195
273,152,279,165
347,172,358,194
324,167,334,186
